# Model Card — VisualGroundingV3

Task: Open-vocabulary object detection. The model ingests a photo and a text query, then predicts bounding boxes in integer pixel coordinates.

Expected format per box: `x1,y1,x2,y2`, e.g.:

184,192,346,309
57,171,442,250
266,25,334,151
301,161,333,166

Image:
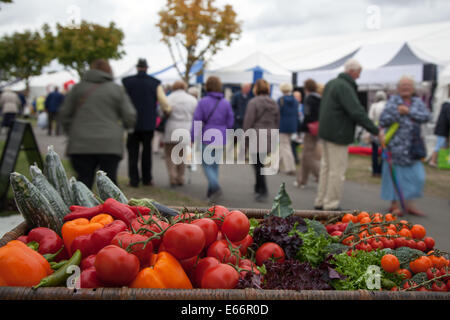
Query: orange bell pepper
90,214,114,226
61,218,104,255
0,240,53,287
130,251,193,289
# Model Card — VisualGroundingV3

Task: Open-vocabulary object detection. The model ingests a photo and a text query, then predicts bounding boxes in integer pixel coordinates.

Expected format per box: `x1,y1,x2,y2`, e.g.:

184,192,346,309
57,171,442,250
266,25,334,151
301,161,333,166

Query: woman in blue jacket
277,83,299,174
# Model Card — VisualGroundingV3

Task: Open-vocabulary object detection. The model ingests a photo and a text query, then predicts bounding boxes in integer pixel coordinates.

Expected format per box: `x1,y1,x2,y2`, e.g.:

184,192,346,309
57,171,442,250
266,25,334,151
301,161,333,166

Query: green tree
0,28,52,91
51,20,125,77
157,0,242,84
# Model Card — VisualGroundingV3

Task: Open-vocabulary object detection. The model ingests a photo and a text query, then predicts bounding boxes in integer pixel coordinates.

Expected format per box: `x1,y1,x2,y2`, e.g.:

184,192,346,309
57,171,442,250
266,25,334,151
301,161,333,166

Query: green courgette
96,170,128,204
70,177,102,207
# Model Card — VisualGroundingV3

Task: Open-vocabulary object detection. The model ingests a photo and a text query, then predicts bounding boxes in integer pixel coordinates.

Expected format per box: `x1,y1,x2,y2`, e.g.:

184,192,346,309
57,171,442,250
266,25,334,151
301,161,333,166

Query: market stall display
0,147,449,299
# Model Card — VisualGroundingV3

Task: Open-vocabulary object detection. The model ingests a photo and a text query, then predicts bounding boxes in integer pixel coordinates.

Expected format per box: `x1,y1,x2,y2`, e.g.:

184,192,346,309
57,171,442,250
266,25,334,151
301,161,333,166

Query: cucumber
43,145,74,206
70,177,102,207
10,172,64,234
30,164,70,221
95,170,128,204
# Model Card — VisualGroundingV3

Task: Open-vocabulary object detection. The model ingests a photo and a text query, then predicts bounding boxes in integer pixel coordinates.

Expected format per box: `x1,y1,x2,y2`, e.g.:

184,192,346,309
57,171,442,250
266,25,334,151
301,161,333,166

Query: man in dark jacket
122,58,171,187
231,83,251,129
429,100,450,166
45,87,64,136
314,59,383,211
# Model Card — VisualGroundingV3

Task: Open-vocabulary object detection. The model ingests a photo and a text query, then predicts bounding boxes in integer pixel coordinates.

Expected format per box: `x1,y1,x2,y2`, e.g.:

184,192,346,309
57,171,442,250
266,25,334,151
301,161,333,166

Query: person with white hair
314,59,382,211
367,90,388,176
379,75,430,216
277,82,299,175
0,88,21,133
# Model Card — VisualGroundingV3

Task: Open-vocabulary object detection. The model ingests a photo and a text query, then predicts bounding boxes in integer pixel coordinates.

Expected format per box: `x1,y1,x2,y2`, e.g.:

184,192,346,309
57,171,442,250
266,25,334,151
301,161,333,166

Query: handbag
410,123,427,160
437,148,450,170
307,121,319,136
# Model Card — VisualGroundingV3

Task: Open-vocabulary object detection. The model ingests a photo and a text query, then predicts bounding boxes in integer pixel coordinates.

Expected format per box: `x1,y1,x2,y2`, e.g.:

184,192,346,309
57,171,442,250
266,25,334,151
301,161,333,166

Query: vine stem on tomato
401,271,450,292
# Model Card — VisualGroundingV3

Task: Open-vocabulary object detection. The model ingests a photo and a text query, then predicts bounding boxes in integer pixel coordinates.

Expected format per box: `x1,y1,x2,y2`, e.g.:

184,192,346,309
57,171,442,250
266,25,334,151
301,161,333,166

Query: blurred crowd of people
1,56,449,214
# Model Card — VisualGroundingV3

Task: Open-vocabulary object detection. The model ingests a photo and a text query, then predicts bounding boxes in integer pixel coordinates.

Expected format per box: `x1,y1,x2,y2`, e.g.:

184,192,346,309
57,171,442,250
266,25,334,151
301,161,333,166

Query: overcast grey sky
0,0,449,75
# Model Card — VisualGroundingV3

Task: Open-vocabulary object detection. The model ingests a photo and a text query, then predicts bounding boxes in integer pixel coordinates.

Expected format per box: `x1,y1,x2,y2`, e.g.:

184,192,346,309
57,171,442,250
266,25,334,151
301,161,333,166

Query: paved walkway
1,125,449,251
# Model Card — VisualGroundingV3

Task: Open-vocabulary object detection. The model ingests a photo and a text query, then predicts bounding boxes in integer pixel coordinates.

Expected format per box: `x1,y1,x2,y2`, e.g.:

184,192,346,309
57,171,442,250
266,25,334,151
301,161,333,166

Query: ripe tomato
398,228,412,239
207,240,240,264
416,286,428,292
191,218,219,248
370,227,383,234
206,205,229,228
369,238,384,250
440,267,450,282
381,238,395,249
233,234,253,256
342,236,354,246
447,279,450,291
162,223,206,260
357,211,370,222
372,216,382,223
431,281,447,292
337,223,348,232
394,237,407,248
130,215,169,250
360,217,371,224
255,242,285,266
384,213,395,222
179,255,199,278
426,267,442,280
216,230,224,241
341,214,354,223
221,210,250,242
357,242,372,252
239,264,260,278
192,257,220,288
396,268,412,280
330,231,343,237
81,254,96,271
174,213,197,223
111,231,153,267
390,286,398,291
405,239,417,249
410,256,433,274
381,254,400,273
200,263,239,289
415,241,427,252
95,245,140,286
410,224,426,240
423,237,435,250
435,256,448,269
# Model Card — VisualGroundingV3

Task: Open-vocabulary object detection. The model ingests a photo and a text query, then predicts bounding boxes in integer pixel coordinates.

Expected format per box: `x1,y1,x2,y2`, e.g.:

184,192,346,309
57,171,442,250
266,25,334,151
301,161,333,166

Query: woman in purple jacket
191,76,234,202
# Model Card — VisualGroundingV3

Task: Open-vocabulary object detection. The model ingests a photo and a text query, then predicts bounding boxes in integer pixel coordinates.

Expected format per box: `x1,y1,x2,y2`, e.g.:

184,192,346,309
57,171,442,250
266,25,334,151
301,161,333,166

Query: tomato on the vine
192,257,220,288
410,256,433,274
206,205,229,228
200,263,239,289
207,240,240,265
191,218,219,248
381,254,400,273
255,242,285,266
431,281,447,292
415,241,427,252
162,223,206,260
426,267,441,280
423,237,435,250
221,210,250,242
396,268,412,280
410,224,426,240
233,234,253,256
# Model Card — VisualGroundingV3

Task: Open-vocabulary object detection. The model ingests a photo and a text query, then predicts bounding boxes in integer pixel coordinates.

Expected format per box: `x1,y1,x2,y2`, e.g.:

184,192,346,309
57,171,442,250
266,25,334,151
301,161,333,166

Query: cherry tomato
341,214,354,223
426,267,442,280
405,239,417,249
200,263,239,289
394,237,407,249
384,213,395,222
381,254,400,273
410,224,426,240
447,279,450,291
431,281,447,292
416,286,428,292
360,217,371,224
221,210,250,242
233,234,253,256
192,257,220,288
396,268,412,280
410,256,433,274
330,230,343,237
95,245,140,287
207,240,240,265
191,218,219,248
415,241,427,252
174,212,197,223
206,205,229,229
255,242,285,266
439,267,450,282
398,228,412,239
239,264,260,278
381,238,395,249
369,239,384,250
111,231,153,267
357,212,370,222
337,223,348,232
162,223,205,260
423,237,435,250
239,259,256,268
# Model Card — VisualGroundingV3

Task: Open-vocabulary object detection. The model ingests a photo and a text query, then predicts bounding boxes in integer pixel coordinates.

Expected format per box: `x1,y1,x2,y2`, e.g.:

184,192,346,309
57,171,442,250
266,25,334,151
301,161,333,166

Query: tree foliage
157,0,242,83
50,20,125,77
0,28,52,90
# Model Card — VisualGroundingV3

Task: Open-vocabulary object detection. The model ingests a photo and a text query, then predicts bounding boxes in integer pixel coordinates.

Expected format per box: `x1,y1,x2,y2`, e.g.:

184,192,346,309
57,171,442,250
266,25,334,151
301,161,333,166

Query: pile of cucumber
10,145,129,235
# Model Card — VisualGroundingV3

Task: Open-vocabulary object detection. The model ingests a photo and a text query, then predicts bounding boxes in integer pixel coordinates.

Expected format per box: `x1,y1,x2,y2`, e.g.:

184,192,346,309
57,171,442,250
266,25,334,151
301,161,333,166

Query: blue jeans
202,144,222,196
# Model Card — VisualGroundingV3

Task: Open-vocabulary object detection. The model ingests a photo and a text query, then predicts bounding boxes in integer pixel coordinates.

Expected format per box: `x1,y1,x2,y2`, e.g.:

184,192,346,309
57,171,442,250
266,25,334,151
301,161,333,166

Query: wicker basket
0,208,449,300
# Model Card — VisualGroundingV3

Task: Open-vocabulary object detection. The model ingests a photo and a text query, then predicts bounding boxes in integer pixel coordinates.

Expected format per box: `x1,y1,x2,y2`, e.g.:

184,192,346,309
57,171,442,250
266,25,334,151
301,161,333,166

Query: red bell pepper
126,205,152,216
81,254,97,271
17,227,68,262
71,220,127,258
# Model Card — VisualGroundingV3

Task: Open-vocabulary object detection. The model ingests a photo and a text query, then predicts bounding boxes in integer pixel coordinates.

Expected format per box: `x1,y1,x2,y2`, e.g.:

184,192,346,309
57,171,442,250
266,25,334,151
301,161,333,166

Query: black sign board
0,120,43,208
